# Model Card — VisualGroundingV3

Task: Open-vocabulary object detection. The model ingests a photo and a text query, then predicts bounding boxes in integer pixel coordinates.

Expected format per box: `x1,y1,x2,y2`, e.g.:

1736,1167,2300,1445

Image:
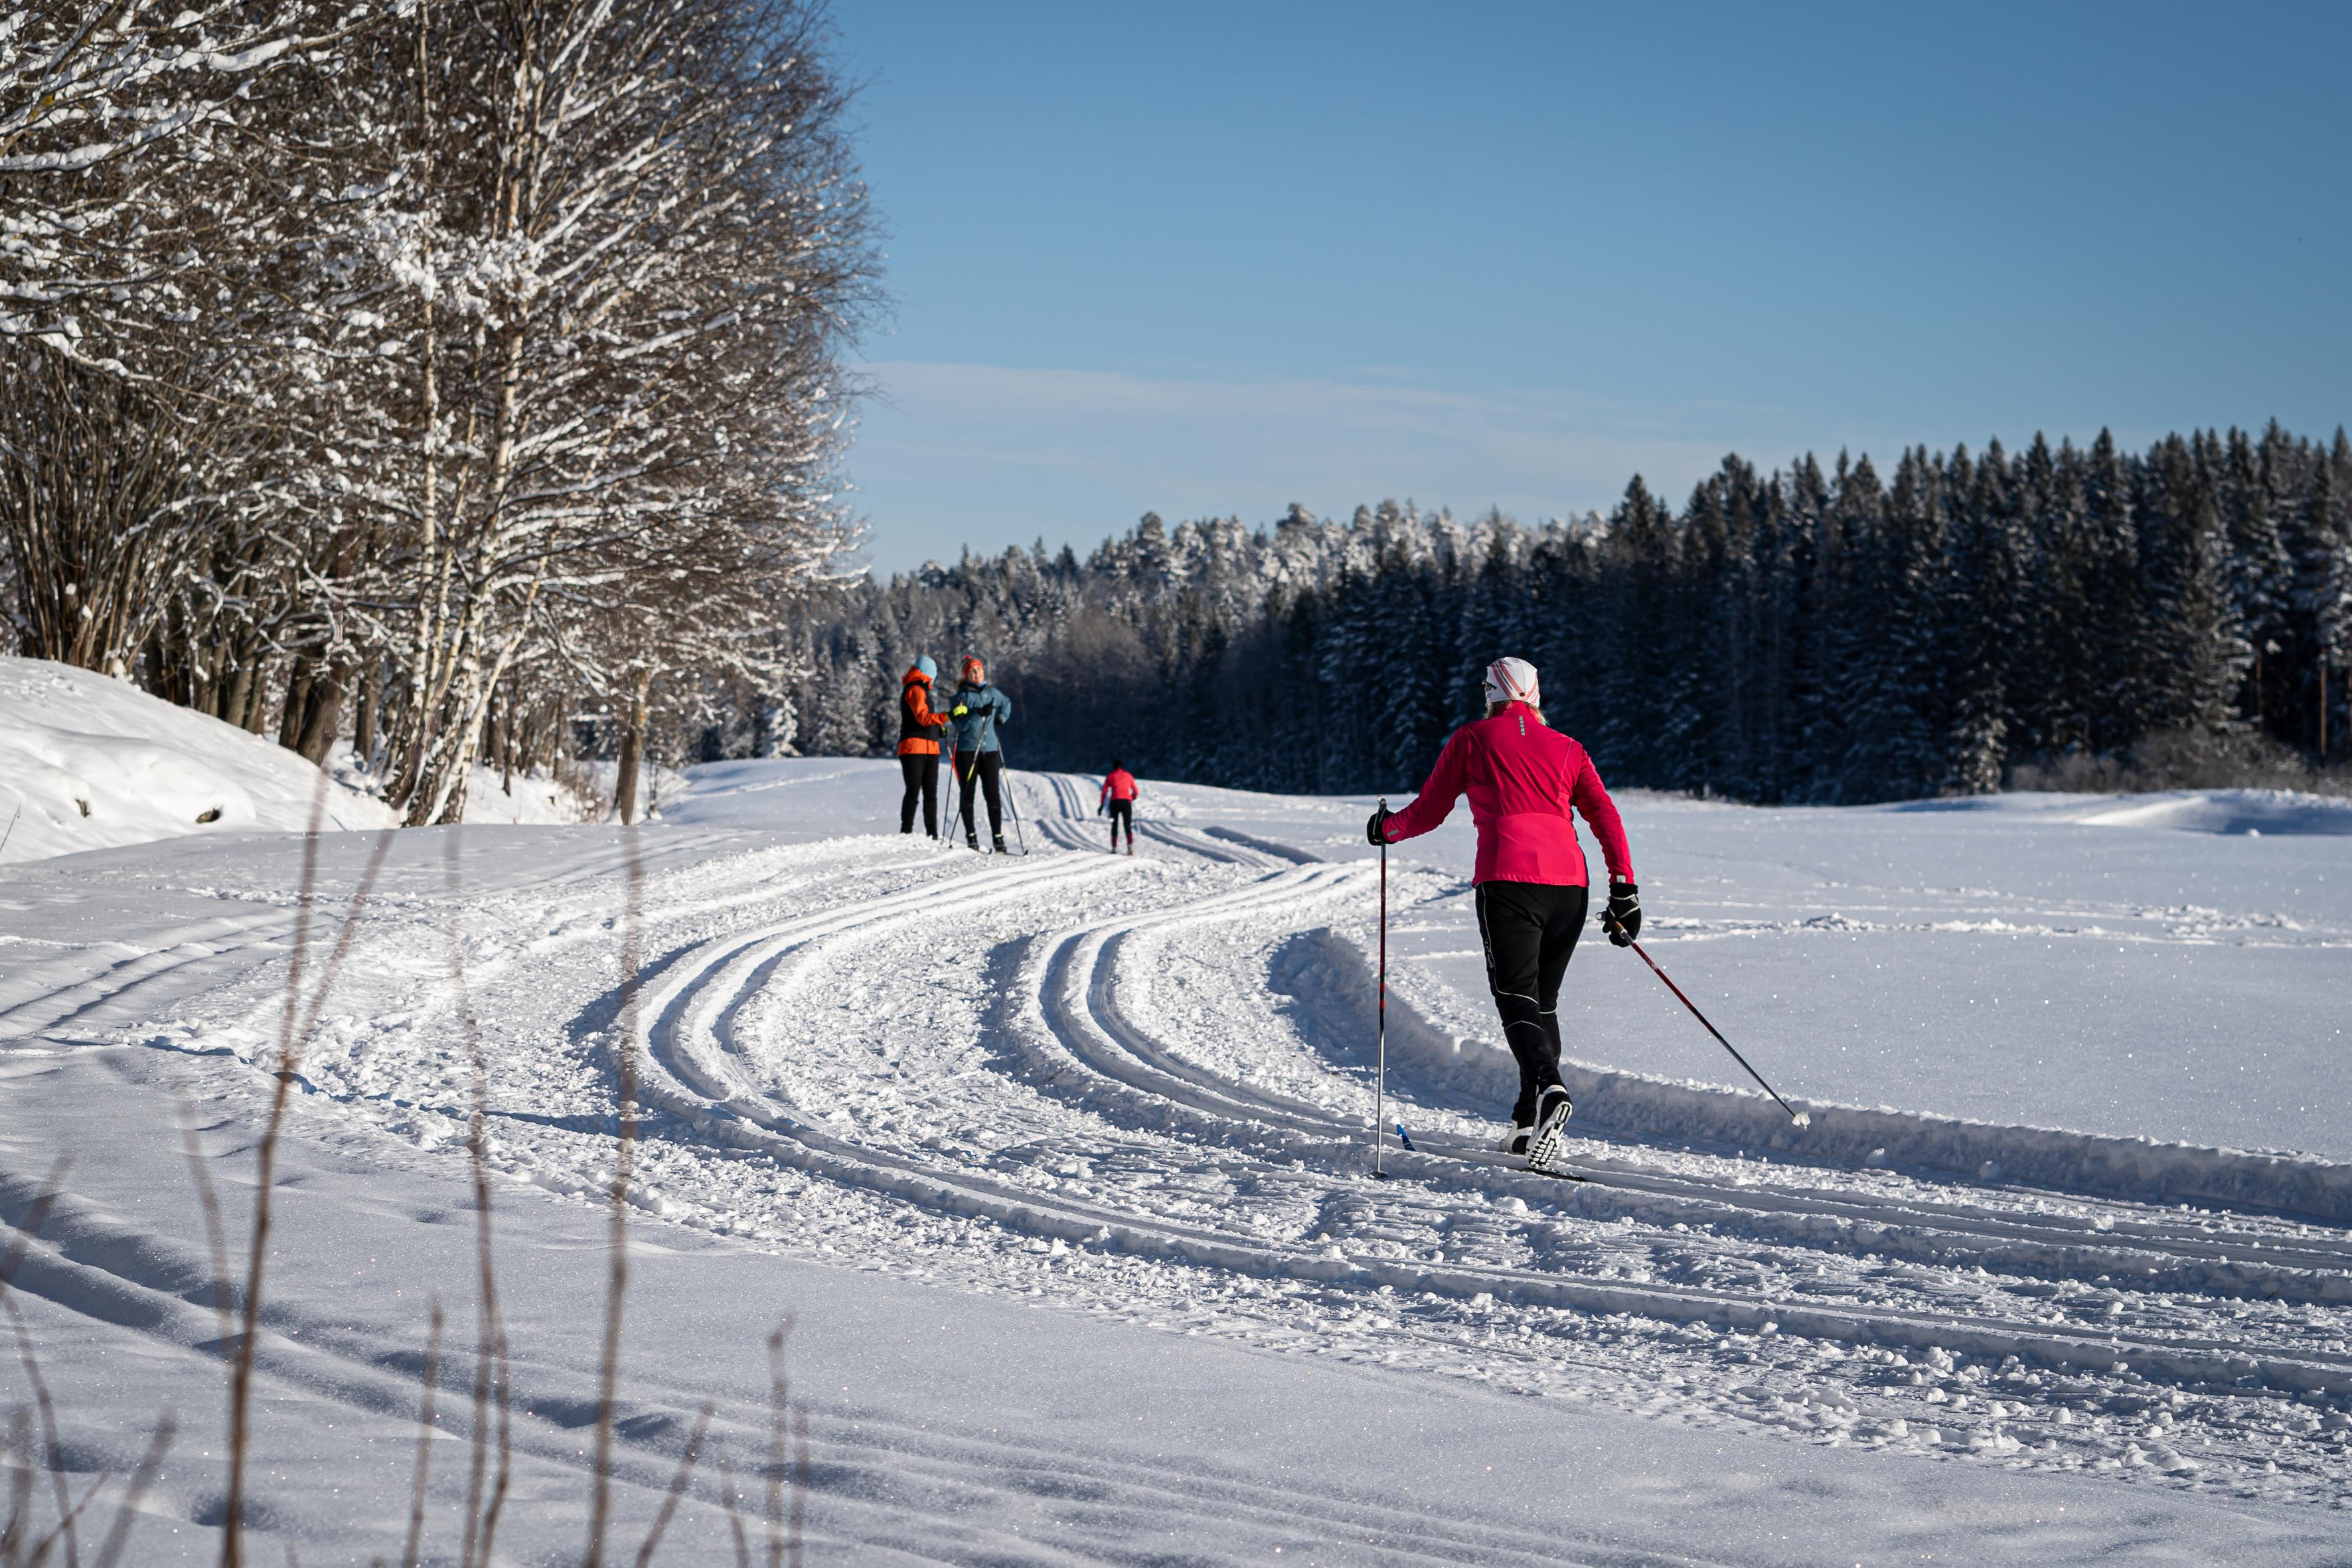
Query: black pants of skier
1474,880,1588,1127
1106,799,1132,848
957,749,1003,841
899,753,939,836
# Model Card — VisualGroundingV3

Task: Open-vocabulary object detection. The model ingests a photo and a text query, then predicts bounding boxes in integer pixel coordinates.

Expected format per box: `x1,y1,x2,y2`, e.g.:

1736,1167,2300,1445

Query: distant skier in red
1098,761,1138,854
1369,657,1638,1166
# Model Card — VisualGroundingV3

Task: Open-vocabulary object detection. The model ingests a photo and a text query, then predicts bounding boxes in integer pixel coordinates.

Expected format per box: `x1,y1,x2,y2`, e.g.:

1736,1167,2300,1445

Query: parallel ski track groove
1046,870,2352,1296
612,853,2352,1400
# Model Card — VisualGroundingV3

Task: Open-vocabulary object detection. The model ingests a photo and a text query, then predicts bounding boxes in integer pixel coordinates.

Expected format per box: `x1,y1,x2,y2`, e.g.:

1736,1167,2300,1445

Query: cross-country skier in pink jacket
1368,657,1639,1166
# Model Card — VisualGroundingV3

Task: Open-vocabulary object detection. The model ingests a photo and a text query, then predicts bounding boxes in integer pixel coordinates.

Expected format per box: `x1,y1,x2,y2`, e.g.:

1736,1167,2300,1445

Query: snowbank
2072,789,2352,836
0,658,393,862
1279,925,2352,1224
1881,787,2352,835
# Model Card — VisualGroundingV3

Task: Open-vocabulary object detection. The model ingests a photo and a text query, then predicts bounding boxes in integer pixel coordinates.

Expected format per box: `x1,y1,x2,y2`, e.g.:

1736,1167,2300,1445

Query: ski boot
1496,1121,1533,1157
992,834,1009,854
965,830,980,852
1525,1083,1573,1170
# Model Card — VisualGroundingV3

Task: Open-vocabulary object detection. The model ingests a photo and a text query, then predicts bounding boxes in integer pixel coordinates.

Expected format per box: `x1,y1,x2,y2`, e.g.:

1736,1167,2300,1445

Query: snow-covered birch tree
319,0,873,823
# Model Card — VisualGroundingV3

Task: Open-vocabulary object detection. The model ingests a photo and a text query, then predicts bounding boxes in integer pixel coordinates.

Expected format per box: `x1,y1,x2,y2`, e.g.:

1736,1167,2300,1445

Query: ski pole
1628,939,1810,1127
999,741,1030,855
1372,797,1389,1180
943,747,965,847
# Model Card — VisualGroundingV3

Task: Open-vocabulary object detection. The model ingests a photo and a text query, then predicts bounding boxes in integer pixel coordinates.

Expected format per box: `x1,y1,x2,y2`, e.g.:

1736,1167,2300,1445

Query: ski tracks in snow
595,785,2352,1508
7,775,2352,1528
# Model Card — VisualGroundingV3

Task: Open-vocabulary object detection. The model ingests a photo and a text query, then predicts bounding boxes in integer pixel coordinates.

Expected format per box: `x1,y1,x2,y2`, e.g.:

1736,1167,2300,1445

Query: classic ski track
1045,875,2352,1300
0,837,961,1059
9,804,2345,1512
0,1177,1648,1568
0,911,303,1041
611,854,2352,1403
0,847,1674,1565
1020,873,2352,1396
1024,771,1294,866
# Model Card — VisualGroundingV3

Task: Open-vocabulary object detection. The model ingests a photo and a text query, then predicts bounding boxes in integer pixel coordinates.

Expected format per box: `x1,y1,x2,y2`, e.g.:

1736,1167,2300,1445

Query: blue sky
829,1,2352,577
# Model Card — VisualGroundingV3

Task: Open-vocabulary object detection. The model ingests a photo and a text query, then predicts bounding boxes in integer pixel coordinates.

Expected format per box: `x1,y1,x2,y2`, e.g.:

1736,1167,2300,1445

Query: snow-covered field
3,753,2349,1562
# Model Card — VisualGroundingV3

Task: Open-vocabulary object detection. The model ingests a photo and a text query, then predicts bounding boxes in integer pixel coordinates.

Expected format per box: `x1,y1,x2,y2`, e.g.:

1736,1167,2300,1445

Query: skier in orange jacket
896,655,951,837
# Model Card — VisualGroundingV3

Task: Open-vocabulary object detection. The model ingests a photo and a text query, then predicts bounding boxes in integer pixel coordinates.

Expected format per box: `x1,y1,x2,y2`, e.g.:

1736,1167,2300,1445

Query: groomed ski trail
13,795,2351,1512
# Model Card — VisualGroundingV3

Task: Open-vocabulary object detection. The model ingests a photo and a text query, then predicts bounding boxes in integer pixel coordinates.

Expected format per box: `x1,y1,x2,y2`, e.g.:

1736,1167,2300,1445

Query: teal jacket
947,681,1011,753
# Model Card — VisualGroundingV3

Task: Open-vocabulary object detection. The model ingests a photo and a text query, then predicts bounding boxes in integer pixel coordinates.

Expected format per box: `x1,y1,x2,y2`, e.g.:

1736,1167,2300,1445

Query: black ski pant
1106,798,1133,848
1474,880,1589,1127
956,749,1003,841
899,753,939,836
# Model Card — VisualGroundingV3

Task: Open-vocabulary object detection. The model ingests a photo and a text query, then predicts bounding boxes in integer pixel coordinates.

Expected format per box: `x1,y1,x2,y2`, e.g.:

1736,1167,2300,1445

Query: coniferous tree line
783,425,2352,803
0,0,877,822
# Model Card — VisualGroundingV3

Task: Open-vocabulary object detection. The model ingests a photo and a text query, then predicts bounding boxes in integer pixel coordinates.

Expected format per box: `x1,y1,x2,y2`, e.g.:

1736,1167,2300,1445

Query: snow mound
1278,925,2352,1223
2071,789,2352,836
0,658,393,862
1882,787,2352,834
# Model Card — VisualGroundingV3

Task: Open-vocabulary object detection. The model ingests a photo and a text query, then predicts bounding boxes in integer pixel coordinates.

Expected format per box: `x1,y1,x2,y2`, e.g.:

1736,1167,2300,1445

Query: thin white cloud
844,360,1841,572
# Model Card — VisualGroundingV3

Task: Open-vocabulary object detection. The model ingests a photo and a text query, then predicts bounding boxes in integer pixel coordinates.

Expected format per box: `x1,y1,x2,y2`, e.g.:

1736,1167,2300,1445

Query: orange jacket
896,670,951,756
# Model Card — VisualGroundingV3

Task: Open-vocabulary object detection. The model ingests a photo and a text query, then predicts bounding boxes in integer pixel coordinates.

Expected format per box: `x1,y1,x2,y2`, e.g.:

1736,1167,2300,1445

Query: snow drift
0,658,392,862
1275,925,2352,1225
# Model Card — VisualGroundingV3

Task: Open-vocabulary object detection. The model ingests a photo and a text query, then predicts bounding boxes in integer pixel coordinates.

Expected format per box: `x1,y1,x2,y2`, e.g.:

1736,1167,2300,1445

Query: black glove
1366,805,1391,846
1603,882,1640,947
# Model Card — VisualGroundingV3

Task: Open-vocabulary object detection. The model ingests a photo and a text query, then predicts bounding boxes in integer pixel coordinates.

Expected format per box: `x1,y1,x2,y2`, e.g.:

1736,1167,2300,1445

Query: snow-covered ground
2,755,2349,1562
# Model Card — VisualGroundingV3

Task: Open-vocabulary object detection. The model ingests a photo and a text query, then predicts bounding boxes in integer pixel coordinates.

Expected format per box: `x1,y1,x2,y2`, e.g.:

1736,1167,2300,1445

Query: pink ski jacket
1378,702,1633,888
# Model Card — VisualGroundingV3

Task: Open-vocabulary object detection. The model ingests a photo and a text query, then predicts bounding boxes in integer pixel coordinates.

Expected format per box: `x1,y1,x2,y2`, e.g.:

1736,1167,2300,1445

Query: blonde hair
1486,700,1545,724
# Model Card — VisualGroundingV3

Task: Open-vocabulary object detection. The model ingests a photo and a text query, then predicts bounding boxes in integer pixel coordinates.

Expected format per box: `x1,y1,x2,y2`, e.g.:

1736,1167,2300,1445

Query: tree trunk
354,665,378,770
294,664,345,765
240,656,273,734
220,657,255,734
500,686,517,795
278,665,315,750
613,668,652,824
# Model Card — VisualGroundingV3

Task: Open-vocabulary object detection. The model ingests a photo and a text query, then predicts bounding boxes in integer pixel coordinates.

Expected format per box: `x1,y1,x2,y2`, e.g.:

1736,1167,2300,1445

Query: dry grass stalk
173,1087,238,1352
441,830,512,1568
398,1302,444,1568
1,1167,183,1568
0,1296,72,1568
764,1324,791,1568
3,1409,37,1563
224,776,399,1568
788,1403,810,1568
0,1160,74,1568
631,1402,712,1568
584,823,647,1567
716,1454,752,1568
88,1417,174,1568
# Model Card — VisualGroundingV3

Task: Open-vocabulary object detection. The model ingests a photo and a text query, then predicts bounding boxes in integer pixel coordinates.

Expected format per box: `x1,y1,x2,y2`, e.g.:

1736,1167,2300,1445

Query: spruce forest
786,426,2352,804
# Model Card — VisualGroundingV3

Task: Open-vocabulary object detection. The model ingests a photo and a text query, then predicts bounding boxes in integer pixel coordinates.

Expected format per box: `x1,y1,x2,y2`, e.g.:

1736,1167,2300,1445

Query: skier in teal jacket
947,656,1014,850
